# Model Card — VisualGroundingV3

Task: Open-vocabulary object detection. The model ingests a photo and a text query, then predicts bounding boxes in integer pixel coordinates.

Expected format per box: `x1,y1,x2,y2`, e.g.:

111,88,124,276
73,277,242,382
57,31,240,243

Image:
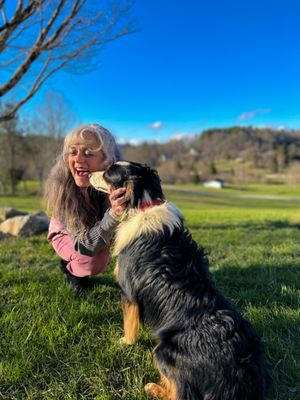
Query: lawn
164,182,300,197
0,194,44,214
0,187,299,399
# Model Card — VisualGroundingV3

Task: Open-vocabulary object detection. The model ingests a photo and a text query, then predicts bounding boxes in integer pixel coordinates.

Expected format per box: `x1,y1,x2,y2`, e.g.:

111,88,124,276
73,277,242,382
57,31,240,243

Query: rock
33,211,48,218
0,214,50,237
0,207,29,220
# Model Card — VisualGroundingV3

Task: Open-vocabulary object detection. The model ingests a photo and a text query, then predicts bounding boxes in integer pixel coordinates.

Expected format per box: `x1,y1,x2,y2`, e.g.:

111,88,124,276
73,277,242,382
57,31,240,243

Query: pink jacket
48,217,111,277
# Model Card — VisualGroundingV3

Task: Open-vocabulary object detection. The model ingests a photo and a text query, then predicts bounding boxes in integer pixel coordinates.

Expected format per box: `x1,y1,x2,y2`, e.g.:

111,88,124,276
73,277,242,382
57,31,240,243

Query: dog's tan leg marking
145,373,178,400
114,263,120,280
114,263,139,345
120,299,140,345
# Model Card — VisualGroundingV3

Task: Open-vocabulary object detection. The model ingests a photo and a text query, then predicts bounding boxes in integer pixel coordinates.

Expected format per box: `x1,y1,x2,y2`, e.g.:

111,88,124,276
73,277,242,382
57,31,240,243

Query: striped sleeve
72,209,119,256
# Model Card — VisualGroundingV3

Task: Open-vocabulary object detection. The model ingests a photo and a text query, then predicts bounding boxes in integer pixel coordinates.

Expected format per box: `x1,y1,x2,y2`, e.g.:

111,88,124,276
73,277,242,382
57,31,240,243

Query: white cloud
238,108,271,121
169,132,197,142
238,111,256,121
117,138,142,146
149,121,163,129
258,124,288,131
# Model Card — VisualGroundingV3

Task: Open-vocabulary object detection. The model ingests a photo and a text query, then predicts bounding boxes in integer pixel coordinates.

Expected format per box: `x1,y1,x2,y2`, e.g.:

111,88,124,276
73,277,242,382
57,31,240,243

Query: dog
89,161,272,400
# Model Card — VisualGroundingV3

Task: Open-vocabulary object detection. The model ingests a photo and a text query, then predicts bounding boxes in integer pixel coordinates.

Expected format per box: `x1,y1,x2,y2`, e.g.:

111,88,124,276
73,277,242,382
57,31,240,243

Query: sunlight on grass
0,188,299,399
0,195,43,214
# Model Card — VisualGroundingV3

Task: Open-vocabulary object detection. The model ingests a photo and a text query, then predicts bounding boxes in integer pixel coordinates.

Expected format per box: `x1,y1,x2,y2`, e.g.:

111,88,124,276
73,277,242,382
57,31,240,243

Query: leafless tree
0,0,136,121
32,91,77,137
0,103,24,193
27,91,77,190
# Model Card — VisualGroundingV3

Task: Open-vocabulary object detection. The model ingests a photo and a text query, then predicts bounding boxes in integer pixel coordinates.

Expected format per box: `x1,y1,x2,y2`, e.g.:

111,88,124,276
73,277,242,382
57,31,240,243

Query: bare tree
27,91,77,190
0,0,136,121
0,103,24,193
33,91,77,137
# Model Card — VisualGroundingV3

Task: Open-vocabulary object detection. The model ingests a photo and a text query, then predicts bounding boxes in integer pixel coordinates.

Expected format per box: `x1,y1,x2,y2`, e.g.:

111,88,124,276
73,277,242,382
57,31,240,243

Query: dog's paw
144,382,155,390
119,336,136,345
144,382,164,398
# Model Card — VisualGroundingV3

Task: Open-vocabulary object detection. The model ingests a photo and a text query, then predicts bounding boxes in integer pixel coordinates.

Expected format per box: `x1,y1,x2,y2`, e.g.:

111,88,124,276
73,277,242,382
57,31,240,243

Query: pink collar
139,199,165,211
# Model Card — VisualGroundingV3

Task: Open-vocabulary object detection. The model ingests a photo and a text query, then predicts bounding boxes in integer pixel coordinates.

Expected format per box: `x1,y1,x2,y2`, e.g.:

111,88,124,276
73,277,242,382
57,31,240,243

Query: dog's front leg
114,262,140,344
120,296,140,345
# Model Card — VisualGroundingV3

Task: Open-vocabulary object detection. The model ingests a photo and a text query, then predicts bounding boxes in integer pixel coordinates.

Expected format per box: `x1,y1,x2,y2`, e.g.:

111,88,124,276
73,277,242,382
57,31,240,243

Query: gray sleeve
72,209,119,256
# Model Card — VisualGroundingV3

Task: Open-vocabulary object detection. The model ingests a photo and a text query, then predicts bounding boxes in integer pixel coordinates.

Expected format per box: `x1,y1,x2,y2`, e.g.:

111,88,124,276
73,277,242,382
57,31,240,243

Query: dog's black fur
92,161,272,400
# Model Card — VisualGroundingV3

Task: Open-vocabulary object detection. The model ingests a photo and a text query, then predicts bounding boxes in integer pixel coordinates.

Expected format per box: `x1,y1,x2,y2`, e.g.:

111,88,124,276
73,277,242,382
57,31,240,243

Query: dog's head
89,161,164,209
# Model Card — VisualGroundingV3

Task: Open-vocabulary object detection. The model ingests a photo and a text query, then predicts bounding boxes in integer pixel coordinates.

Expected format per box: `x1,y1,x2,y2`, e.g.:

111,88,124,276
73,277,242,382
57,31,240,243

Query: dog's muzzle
89,171,110,193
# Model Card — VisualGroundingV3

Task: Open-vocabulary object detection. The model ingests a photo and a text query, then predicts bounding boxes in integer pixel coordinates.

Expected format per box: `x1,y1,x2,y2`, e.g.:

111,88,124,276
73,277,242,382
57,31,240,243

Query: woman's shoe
59,259,90,291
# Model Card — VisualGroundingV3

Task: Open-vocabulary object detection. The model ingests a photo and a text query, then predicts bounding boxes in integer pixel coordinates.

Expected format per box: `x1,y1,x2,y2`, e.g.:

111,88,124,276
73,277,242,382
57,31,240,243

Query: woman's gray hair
44,123,122,236
63,123,122,164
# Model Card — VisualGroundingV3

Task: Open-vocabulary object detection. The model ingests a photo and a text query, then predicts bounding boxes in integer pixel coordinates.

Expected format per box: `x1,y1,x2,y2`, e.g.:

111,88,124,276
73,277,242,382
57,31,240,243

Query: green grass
16,180,41,194
1,188,300,399
164,182,300,197
0,195,44,214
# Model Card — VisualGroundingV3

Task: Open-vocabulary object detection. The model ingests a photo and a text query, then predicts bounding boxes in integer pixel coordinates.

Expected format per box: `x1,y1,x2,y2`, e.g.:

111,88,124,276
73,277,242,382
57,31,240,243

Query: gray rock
0,214,50,237
0,207,29,220
33,211,48,218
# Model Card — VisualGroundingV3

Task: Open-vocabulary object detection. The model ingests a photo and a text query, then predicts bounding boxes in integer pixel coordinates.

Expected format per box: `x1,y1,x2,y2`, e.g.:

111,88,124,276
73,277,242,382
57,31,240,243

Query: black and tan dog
90,161,272,400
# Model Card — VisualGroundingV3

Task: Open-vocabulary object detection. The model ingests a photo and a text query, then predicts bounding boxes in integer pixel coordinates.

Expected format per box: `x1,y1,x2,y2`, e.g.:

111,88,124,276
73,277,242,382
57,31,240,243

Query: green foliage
197,126,300,178
8,168,24,188
0,189,299,399
209,161,217,175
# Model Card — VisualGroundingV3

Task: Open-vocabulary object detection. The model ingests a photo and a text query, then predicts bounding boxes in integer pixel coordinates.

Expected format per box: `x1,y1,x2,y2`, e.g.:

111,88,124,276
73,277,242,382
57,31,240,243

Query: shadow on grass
213,261,300,399
213,261,300,310
90,273,119,289
2,245,298,399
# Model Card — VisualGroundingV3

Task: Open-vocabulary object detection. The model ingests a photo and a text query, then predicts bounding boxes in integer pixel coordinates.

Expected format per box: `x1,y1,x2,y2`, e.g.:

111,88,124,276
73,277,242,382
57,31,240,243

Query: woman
44,123,126,290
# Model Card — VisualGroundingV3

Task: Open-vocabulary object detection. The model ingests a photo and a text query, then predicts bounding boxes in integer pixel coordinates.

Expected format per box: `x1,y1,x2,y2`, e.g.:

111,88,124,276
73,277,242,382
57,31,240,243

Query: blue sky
24,0,300,143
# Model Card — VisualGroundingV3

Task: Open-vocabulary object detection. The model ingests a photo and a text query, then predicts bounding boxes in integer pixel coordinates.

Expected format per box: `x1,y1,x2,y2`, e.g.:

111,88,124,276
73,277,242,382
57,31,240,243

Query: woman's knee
68,250,110,277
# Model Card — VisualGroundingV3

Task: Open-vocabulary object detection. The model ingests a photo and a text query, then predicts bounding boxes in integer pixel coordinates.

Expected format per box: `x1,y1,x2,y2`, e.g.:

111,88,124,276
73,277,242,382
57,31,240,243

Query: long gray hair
44,124,122,236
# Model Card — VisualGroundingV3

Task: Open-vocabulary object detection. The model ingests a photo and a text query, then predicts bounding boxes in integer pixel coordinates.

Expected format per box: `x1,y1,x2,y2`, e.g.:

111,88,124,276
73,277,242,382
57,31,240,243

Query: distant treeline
123,126,300,184
2,123,300,194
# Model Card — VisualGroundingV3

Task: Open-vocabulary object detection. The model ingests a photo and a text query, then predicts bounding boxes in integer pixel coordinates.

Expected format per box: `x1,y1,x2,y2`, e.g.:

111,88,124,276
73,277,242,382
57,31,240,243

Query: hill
122,127,300,184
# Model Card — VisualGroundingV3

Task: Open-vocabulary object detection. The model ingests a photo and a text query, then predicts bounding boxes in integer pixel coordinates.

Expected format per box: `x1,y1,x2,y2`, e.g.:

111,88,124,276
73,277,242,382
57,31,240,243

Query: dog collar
139,199,165,211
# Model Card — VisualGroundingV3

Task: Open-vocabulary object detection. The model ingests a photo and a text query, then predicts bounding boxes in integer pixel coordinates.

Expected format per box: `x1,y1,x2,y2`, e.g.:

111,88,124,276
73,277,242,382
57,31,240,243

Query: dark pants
60,259,90,291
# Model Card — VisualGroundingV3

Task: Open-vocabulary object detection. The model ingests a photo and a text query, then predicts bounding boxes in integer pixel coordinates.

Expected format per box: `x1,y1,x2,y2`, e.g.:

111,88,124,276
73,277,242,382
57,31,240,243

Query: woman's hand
109,187,126,217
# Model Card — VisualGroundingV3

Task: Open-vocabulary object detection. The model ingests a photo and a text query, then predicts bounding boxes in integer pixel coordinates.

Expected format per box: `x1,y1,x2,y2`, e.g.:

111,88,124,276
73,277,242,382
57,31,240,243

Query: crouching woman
44,123,126,290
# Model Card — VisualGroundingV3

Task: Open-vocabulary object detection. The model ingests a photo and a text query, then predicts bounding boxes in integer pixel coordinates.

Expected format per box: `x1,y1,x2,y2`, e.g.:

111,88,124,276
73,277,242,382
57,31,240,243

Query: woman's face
67,131,107,188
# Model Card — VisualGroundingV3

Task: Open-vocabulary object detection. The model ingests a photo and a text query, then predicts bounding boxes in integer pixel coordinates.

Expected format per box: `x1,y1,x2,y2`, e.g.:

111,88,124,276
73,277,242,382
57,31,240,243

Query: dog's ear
140,165,164,200
124,165,164,208
102,161,164,209
124,181,133,203
124,178,143,208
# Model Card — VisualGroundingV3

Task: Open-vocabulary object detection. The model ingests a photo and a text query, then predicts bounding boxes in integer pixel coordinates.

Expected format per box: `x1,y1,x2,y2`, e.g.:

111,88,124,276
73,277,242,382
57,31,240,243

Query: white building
203,179,224,189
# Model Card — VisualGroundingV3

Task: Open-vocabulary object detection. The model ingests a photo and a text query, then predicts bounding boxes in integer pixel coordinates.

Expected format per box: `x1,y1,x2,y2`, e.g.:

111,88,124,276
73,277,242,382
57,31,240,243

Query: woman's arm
47,216,111,276
72,209,119,256
73,187,127,256
48,208,118,257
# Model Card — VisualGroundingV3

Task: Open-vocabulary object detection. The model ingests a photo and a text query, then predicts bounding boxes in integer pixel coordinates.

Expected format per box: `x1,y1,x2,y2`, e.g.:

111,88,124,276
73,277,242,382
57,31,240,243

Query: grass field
0,186,299,399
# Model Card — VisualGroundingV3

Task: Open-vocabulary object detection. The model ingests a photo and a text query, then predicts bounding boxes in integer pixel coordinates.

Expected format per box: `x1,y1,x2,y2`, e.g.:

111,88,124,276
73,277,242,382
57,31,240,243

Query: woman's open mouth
76,169,90,177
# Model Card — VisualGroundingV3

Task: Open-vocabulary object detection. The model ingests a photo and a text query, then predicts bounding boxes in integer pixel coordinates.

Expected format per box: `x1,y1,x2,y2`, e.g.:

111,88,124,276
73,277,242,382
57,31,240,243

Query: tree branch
0,0,41,33
0,0,42,54
0,0,67,96
0,0,136,120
